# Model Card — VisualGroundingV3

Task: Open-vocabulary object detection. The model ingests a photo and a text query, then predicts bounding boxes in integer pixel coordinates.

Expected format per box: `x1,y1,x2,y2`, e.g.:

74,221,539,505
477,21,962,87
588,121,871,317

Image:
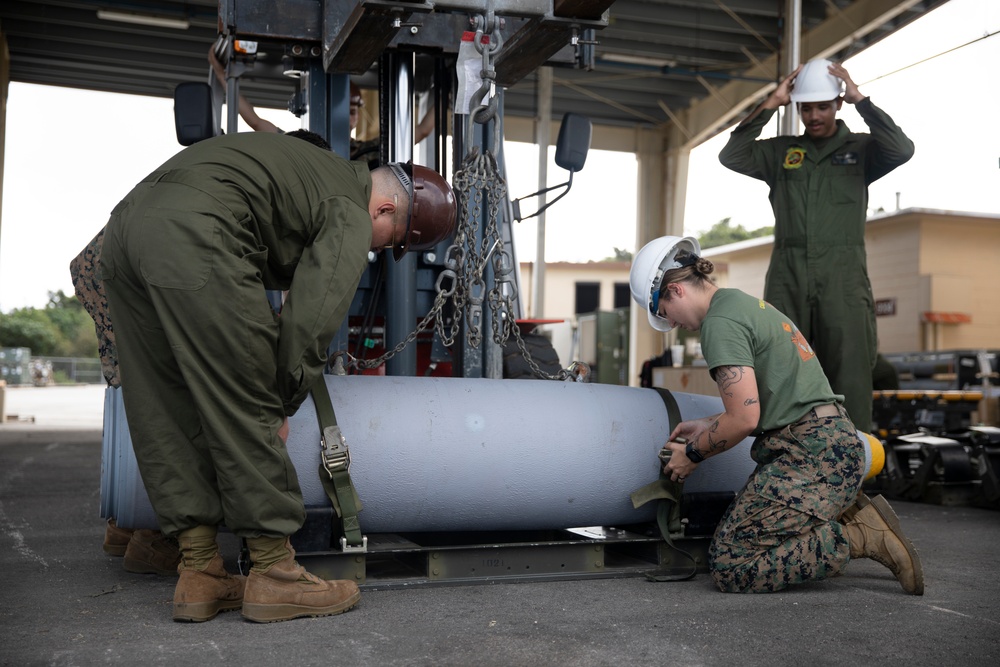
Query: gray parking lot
1,386,998,666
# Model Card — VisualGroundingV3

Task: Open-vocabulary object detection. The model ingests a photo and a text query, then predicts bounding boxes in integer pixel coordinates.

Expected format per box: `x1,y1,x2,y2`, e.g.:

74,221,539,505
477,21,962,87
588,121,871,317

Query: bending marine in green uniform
631,236,923,595
71,131,341,581
719,60,914,432
100,131,456,623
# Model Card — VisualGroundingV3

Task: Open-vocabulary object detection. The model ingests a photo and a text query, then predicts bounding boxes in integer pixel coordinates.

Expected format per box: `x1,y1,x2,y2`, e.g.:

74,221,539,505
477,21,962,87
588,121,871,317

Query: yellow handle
862,432,885,480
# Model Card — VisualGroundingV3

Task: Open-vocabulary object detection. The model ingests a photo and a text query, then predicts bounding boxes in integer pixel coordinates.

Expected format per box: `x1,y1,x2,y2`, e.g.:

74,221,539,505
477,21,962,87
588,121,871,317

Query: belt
808,403,840,419
756,402,843,439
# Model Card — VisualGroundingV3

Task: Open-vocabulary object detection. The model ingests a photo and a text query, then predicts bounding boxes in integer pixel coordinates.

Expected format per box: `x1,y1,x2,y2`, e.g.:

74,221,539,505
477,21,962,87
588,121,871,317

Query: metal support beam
306,61,352,158
493,10,609,87
779,0,802,136
382,51,419,376
226,76,240,134
323,1,425,74
531,66,552,318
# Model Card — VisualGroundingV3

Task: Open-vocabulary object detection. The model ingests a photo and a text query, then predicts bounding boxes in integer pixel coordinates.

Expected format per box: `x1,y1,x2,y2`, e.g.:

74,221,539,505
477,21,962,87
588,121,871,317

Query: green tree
602,247,633,262
0,291,98,358
43,290,97,358
697,217,774,250
0,309,60,355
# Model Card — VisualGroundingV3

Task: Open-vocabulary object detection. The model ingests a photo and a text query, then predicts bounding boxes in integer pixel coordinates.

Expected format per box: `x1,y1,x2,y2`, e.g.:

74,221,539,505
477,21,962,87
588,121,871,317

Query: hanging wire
859,30,999,86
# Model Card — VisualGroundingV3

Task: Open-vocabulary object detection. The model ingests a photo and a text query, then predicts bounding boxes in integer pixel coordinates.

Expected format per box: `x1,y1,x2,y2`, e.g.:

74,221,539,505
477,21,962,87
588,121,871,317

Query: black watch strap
685,441,705,463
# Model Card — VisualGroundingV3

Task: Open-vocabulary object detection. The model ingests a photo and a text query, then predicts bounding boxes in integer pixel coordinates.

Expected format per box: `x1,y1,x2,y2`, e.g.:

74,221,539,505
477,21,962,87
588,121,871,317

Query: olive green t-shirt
700,288,842,432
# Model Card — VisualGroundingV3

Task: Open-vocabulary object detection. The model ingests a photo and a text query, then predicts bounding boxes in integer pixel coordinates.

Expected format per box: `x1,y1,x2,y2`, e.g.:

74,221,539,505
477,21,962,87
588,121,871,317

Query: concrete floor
1,386,998,666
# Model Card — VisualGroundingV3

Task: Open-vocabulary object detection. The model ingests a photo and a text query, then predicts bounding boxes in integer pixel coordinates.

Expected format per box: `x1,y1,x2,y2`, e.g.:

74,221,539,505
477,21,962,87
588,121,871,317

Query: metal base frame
295,526,710,590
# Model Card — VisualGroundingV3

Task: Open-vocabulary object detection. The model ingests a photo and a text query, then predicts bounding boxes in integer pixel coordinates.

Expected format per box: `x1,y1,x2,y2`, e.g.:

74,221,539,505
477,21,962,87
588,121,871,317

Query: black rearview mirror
555,112,592,173
174,82,218,146
512,112,593,222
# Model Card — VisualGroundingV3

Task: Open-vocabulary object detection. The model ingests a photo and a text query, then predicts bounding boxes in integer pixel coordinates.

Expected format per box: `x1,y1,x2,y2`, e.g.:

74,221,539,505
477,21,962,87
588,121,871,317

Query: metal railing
29,357,104,386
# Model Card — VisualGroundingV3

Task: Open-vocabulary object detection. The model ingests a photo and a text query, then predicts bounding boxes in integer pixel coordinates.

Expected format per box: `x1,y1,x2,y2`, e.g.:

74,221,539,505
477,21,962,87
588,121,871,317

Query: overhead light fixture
97,9,190,30
601,53,678,69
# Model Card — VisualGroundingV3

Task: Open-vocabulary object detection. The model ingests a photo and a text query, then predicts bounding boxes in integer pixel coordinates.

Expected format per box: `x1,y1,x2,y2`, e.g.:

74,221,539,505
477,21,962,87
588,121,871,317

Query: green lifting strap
310,376,366,551
629,387,697,582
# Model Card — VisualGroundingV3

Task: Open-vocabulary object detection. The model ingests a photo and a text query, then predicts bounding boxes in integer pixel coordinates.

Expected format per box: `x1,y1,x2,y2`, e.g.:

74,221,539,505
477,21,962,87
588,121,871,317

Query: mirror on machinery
173,35,238,146
174,82,218,146
511,112,592,222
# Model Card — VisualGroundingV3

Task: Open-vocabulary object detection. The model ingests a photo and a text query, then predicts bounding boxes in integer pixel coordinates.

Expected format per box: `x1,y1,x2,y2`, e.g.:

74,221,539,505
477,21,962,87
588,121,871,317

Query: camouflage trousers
709,406,864,593
70,228,119,387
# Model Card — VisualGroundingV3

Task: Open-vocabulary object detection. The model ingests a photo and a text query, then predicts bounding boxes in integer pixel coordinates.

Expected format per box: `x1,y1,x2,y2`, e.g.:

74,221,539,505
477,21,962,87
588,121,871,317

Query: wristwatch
685,441,705,464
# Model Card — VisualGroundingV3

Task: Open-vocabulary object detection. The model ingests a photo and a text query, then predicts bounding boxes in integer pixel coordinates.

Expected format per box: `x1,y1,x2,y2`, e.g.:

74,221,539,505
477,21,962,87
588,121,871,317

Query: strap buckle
320,425,350,476
339,535,368,553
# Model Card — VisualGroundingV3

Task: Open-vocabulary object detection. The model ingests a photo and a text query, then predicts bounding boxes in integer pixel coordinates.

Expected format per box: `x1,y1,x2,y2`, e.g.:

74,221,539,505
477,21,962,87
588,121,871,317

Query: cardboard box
652,366,717,397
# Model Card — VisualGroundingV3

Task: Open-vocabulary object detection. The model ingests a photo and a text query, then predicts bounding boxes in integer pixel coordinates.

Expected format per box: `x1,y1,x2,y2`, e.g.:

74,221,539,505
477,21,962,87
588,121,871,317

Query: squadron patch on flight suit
783,147,806,170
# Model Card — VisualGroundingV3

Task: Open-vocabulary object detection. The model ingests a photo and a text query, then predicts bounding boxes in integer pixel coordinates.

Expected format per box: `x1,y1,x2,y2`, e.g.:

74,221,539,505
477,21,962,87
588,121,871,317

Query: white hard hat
790,59,844,103
630,236,701,332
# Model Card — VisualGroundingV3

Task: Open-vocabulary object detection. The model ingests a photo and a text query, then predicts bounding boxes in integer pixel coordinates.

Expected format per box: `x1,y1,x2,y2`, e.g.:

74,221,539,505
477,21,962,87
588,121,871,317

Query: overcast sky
1,0,997,312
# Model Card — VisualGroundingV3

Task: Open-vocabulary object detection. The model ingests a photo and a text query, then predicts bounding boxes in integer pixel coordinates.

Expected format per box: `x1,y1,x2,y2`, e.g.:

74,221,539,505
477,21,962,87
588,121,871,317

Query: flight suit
101,132,372,538
719,98,914,432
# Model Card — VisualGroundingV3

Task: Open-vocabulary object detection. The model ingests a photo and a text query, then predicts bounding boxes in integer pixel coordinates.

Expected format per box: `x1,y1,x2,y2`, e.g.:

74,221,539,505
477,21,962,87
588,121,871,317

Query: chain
467,4,503,128
350,3,588,382
350,250,461,370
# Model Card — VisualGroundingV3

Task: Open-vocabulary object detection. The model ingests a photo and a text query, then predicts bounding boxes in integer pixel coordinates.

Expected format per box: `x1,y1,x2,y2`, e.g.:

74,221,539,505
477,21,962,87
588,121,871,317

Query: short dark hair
286,129,331,151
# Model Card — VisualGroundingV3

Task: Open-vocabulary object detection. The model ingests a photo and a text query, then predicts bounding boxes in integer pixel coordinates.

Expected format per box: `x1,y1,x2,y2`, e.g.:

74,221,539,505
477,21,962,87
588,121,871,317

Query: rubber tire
502,333,561,379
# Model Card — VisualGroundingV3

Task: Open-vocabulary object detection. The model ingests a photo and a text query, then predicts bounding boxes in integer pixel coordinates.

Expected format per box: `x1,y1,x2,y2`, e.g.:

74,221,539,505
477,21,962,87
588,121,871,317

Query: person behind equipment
630,236,923,595
100,131,456,623
210,46,364,140
211,45,434,165
718,59,914,433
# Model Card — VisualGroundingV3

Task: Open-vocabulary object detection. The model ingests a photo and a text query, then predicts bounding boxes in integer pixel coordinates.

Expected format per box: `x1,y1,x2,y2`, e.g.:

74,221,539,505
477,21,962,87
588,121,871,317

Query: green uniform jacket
107,132,373,416
717,98,913,432
100,132,374,536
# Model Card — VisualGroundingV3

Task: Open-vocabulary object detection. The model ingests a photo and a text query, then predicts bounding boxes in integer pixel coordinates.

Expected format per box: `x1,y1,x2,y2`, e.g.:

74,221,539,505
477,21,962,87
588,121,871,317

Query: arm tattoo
705,418,729,454
714,365,745,398
744,397,758,407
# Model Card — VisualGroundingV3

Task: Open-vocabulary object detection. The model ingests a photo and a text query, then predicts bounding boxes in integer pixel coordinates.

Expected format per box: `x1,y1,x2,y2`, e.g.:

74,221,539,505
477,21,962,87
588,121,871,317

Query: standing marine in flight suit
718,59,914,433
100,131,456,623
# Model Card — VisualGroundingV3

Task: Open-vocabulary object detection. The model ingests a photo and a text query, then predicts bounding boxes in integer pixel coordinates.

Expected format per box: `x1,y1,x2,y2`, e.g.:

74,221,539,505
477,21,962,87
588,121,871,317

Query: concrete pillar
628,124,692,386
629,126,665,386
0,29,9,266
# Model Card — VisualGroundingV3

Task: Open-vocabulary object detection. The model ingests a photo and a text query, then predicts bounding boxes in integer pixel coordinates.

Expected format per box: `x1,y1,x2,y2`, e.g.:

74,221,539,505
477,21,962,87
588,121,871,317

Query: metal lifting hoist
152,0,749,581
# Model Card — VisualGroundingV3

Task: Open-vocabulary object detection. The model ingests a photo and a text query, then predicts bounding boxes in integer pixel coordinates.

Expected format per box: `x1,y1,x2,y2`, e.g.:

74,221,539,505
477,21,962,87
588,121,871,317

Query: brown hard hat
387,163,457,261
350,82,364,107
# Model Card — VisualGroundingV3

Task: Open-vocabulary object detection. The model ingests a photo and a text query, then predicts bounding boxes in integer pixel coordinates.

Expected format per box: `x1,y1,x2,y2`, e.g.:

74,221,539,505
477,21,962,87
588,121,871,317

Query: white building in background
519,209,1000,387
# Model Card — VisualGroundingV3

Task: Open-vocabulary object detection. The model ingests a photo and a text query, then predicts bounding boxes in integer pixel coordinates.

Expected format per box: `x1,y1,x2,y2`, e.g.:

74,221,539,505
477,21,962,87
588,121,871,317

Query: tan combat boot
838,489,873,524
844,494,924,595
123,529,181,576
242,537,360,623
173,526,246,622
103,518,133,557
173,553,247,622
